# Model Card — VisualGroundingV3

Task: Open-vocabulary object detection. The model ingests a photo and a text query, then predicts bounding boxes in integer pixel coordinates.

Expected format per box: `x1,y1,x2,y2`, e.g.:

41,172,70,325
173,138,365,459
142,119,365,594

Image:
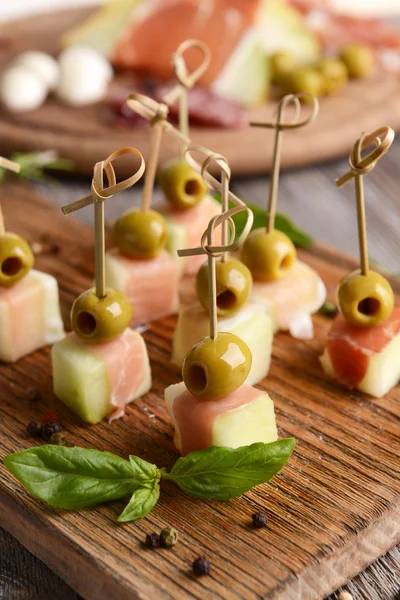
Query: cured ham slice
165,381,277,455
172,300,275,385
52,328,151,424
320,308,400,397
249,259,326,338
161,195,221,276
0,270,64,363
105,249,180,326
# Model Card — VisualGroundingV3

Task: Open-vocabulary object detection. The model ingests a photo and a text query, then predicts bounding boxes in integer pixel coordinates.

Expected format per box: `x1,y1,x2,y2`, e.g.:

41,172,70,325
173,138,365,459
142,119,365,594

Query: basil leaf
118,479,160,522
3,446,151,510
129,455,160,481
164,439,295,501
213,192,313,248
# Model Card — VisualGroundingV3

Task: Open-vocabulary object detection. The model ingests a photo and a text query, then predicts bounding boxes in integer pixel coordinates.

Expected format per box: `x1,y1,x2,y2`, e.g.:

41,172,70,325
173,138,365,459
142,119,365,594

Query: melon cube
172,301,275,386
0,269,64,363
161,195,221,276
250,259,326,337
52,328,151,424
104,249,180,327
165,382,278,455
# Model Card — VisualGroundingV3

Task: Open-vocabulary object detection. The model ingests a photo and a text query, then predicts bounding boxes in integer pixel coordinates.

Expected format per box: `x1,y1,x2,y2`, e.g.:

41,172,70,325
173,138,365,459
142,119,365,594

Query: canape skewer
62,147,145,299
336,126,394,276
251,93,319,232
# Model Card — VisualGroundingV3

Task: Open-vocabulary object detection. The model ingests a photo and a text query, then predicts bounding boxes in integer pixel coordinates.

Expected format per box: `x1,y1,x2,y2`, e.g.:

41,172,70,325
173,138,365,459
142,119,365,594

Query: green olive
0,232,34,287
196,258,252,317
182,332,252,400
158,158,207,210
337,269,394,327
112,209,167,259
318,58,348,95
287,67,324,99
339,44,375,79
240,228,296,282
71,287,132,343
270,51,297,85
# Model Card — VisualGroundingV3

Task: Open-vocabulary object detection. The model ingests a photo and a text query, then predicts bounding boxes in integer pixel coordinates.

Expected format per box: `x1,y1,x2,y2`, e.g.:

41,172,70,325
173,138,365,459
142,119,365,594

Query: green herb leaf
0,151,74,183
213,192,313,248
118,479,160,523
163,439,295,501
129,455,160,482
3,446,150,510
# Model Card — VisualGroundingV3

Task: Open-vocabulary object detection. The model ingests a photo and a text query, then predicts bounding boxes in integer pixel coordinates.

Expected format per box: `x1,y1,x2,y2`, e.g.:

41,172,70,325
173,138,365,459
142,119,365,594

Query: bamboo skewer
163,39,210,155
0,157,21,236
251,94,319,232
336,126,395,276
62,147,145,299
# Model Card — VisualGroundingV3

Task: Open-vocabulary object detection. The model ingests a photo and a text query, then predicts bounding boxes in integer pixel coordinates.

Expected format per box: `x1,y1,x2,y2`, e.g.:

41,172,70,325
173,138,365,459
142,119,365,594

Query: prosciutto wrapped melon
0,269,64,363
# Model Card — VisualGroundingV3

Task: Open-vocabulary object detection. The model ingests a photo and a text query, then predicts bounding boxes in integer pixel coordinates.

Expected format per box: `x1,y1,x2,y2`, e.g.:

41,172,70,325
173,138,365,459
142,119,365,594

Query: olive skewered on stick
62,147,145,343
240,94,319,282
0,157,34,287
335,126,395,327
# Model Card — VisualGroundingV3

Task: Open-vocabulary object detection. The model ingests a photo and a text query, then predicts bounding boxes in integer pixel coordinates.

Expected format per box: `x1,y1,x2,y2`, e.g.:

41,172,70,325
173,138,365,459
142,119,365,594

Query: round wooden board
1,8,400,177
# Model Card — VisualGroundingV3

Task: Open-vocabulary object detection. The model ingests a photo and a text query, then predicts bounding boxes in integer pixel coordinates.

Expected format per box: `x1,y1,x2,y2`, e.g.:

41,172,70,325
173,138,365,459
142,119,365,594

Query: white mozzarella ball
56,46,113,106
0,66,48,112
13,51,59,90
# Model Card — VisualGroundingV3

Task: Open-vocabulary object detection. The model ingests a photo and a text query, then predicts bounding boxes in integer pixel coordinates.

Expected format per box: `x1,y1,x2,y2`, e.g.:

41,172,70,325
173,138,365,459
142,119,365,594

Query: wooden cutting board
1,8,400,177
0,181,399,600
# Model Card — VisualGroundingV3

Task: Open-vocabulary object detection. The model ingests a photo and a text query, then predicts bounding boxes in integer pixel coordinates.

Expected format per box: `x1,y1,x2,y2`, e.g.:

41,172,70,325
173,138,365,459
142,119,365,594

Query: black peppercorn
26,387,41,401
192,556,210,576
145,533,160,549
27,421,42,438
252,512,268,528
41,421,62,442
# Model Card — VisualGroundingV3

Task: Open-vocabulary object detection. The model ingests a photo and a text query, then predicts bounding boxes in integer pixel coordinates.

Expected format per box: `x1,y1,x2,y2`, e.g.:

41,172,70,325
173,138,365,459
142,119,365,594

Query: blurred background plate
1,7,400,177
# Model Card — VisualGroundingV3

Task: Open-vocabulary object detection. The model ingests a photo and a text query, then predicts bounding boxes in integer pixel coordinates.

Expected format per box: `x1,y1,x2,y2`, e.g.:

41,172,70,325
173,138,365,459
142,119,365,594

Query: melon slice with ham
52,328,151,424
165,381,277,455
250,259,326,338
172,300,275,385
104,248,180,326
161,195,222,277
0,269,64,363
320,308,400,397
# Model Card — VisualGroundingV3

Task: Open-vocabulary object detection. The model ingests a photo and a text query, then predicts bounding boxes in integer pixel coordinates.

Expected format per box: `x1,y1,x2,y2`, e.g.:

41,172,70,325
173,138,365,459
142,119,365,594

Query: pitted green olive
0,232,34,287
182,332,252,400
240,228,296,282
112,209,167,259
71,287,132,343
158,159,207,210
270,51,297,85
196,257,252,317
318,58,348,95
287,67,324,98
337,269,394,327
339,44,375,79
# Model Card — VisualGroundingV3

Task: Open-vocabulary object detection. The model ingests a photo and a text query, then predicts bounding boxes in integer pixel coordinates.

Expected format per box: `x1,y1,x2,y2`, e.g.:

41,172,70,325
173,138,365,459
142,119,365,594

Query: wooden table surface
1,138,400,600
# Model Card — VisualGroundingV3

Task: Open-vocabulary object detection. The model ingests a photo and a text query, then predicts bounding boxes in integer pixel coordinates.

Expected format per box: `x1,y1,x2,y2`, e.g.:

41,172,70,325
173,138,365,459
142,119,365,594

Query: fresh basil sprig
213,192,313,248
0,150,74,183
4,439,295,522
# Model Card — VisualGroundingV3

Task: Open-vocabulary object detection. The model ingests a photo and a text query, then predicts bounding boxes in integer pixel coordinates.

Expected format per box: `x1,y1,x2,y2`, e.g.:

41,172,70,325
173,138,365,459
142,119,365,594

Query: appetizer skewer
172,147,274,386
53,148,151,423
127,41,223,276
320,126,399,397
240,93,326,339
105,96,183,326
0,156,64,363
166,165,278,456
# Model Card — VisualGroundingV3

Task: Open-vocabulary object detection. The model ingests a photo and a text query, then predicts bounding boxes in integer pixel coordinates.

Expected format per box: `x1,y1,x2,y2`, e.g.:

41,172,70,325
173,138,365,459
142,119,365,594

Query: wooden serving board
1,9,400,177
0,181,399,600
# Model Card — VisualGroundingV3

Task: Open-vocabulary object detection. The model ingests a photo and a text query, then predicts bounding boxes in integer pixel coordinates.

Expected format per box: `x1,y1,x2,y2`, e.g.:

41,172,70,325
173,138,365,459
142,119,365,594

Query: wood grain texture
0,181,399,600
1,8,400,177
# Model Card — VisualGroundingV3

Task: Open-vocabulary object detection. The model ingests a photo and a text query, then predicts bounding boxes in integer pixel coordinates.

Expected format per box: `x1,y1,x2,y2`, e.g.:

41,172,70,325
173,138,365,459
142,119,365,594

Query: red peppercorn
145,533,160,549
192,556,210,575
27,421,42,438
43,410,59,423
252,512,268,528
